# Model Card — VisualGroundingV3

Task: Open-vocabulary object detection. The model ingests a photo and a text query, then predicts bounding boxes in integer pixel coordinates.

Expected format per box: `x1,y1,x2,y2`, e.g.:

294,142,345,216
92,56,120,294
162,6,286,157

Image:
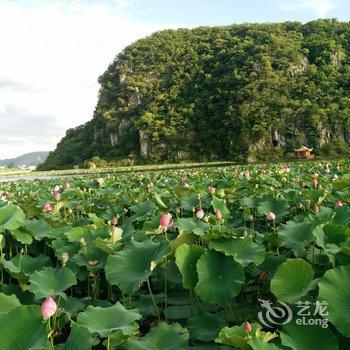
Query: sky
0,0,349,159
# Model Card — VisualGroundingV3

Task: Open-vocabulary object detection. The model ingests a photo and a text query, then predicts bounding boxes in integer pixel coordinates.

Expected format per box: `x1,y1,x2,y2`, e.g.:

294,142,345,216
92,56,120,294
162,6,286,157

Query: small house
294,146,314,159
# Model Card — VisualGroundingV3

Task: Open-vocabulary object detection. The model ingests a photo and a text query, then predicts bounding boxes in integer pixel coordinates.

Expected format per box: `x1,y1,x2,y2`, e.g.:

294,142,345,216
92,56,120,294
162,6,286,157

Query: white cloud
0,0,176,159
281,0,337,18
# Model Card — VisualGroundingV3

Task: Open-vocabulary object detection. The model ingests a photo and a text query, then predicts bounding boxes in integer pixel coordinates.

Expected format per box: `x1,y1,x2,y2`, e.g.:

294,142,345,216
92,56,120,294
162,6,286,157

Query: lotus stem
147,278,160,321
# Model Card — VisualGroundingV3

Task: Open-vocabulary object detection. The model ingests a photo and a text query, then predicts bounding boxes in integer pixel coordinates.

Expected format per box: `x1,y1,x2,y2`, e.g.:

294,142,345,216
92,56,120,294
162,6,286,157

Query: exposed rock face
109,119,130,146
130,88,141,107
289,57,308,76
139,130,150,158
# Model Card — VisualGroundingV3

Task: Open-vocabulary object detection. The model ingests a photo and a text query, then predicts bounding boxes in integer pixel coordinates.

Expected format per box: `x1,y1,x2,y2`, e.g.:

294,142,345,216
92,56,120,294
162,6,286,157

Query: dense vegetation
1,160,350,349
40,19,350,170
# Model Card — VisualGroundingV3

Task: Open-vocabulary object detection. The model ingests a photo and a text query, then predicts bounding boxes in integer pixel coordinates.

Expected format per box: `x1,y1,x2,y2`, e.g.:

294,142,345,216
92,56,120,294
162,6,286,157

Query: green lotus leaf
175,243,204,290
240,197,262,209
318,265,350,336
195,250,245,306
278,221,315,250
0,305,49,350
248,338,283,350
0,293,21,315
129,201,156,222
257,198,289,219
128,322,189,350
209,237,265,266
60,322,93,350
216,323,277,350
211,196,229,216
25,219,55,240
11,227,33,244
29,266,77,299
271,258,314,303
61,296,86,317
65,227,86,241
280,322,338,350
0,204,25,231
77,302,140,337
187,311,227,342
181,194,200,211
3,253,51,280
176,218,208,236
105,239,170,294
334,206,350,225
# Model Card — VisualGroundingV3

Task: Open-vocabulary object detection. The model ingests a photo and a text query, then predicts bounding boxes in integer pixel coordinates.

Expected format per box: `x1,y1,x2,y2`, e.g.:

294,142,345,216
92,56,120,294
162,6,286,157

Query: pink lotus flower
53,185,60,192
243,321,252,333
53,191,61,201
266,212,276,221
160,213,173,230
41,297,57,319
335,200,343,207
196,209,204,219
42,202,53,212
312,177,318,187
283,165,291,173
215,209,222,220
208,186,216,194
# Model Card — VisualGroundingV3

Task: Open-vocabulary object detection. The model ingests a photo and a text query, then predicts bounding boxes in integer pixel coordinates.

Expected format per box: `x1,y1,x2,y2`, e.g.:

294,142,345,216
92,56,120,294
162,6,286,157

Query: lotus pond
0,160,350,349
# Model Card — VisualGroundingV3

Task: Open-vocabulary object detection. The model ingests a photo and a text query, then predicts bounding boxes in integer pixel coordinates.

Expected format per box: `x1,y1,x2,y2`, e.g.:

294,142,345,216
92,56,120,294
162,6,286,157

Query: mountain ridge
40,19,350,170
0,151,49,167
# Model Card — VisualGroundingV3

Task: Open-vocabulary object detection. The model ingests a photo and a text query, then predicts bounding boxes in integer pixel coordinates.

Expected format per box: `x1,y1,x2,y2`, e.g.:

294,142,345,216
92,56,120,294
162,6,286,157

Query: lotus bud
79,237,86,247
311,203,319,213
196,209,204,220
183,182,189,189
312,177,318,187
335,200,343,207
244,171,251,179
215,209,222,220
160,213,173,230
61,252,69,266
42,202,53,213
64,183,70,189
111,216,118,226
53,191,61,201
266,212,276,221
243,321,252,333
0,233,4,247
208,186,216,194
147,182,154,191
333,175,338,181
203,216,209,223
41,297,57,320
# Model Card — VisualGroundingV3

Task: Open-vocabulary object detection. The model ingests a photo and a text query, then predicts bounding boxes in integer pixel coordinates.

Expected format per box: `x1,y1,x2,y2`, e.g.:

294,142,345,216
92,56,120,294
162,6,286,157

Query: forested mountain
0,152,49,168
40,19,350,169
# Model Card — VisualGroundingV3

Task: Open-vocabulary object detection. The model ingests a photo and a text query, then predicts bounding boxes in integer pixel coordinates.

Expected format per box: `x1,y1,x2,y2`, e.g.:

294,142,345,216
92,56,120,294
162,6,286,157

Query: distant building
294,146,314,159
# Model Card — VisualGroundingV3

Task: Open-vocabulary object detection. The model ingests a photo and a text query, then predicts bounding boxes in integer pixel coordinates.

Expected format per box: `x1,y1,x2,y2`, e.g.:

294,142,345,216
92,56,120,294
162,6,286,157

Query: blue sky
97,0,350,25
0,0,349,159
